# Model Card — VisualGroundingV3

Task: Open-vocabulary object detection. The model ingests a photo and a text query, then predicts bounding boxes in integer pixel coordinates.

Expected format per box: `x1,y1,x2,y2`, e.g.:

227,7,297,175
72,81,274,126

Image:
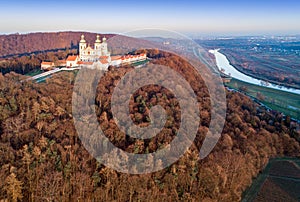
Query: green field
131,59,149,67
226,78,300,120
25,69,43,77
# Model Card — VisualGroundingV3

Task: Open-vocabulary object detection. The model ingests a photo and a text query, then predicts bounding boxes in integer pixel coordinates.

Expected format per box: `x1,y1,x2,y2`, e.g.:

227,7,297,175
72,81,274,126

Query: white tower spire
101,36,109,56
94,35,101,56
79,34,87,59
95,35,101,43
80,34,86,43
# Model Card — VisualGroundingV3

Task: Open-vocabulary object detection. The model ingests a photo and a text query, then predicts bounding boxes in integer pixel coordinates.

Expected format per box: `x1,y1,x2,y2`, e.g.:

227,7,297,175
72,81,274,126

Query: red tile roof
66,55,78,61
77,61,93,65
41,62,53,65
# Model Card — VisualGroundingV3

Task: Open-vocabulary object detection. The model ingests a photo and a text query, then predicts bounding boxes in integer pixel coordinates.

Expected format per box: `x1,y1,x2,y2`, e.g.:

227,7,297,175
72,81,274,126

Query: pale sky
1,0,300,36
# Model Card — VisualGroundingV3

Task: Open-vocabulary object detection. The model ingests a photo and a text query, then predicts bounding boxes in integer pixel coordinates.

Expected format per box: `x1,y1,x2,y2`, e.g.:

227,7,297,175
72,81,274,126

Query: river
209,49,300,95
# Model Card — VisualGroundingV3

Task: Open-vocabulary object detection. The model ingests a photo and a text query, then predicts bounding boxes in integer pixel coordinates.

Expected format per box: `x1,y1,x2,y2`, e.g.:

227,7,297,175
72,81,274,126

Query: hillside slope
0,32,115,58
0,50,299,201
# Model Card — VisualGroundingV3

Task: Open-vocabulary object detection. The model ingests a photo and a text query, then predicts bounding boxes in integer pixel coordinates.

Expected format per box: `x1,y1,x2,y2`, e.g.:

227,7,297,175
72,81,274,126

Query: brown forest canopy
0,50,299,201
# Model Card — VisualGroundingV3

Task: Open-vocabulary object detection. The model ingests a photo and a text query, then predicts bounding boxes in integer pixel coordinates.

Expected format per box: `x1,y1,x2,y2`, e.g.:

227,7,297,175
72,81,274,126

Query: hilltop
0,32,157,75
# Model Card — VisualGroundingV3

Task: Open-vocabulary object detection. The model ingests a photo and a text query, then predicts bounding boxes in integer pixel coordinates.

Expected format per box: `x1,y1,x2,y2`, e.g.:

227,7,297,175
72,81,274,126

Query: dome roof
95,35,101,43
80,34,86,43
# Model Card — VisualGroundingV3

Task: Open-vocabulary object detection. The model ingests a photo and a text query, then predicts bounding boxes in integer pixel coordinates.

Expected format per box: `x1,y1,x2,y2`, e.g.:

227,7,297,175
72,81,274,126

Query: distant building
66,55,79,67
41,61,55,70
41,34,147,71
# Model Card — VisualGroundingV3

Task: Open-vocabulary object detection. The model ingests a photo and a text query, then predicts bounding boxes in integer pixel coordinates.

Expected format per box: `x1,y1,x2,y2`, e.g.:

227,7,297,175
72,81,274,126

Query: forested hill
0,50,299,201
0,32,158,75
0,32,115,58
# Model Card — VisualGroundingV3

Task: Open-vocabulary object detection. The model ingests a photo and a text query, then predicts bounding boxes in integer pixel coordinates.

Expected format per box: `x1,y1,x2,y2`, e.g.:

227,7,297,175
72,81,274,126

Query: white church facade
79,35,110,62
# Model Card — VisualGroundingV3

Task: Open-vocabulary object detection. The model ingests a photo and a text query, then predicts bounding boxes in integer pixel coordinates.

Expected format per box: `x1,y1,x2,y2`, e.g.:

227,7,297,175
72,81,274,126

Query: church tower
79,35,86,59
101,36,109,56
94,35,101,56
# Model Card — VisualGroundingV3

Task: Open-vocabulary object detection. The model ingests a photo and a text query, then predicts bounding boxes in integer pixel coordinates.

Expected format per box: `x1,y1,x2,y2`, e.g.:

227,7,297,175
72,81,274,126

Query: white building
79,35,110,62
73,34,111,70
66,55,79,67
41,61,54,70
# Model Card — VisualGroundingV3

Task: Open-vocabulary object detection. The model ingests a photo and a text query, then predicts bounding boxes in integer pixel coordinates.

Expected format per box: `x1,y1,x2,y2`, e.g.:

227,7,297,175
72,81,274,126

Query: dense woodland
0,50,299,201
0,50,78,75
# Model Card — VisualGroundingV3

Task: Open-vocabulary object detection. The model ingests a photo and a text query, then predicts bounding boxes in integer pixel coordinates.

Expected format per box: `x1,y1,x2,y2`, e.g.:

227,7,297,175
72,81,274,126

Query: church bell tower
94,35,101,56
79,35,87,58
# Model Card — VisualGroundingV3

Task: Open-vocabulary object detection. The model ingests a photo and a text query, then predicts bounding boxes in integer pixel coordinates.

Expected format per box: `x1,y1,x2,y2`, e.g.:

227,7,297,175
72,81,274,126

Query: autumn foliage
0,50,299,201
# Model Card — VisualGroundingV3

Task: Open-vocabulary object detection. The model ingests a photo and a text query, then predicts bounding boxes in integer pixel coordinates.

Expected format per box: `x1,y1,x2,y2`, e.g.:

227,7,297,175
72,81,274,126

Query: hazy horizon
1,0,300,36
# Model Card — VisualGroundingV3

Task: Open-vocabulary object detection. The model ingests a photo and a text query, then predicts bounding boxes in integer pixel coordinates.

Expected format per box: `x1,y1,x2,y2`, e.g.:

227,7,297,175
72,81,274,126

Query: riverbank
221,50,300,90
209,49,300,95
226,78,300,120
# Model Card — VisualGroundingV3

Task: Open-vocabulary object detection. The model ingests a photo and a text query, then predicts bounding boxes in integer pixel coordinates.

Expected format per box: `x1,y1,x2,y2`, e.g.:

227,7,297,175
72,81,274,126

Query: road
23,67,80,82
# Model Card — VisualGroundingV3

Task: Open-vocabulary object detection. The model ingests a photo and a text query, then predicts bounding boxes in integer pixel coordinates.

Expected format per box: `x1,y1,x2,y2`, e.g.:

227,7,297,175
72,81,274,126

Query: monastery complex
41,34,147,71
